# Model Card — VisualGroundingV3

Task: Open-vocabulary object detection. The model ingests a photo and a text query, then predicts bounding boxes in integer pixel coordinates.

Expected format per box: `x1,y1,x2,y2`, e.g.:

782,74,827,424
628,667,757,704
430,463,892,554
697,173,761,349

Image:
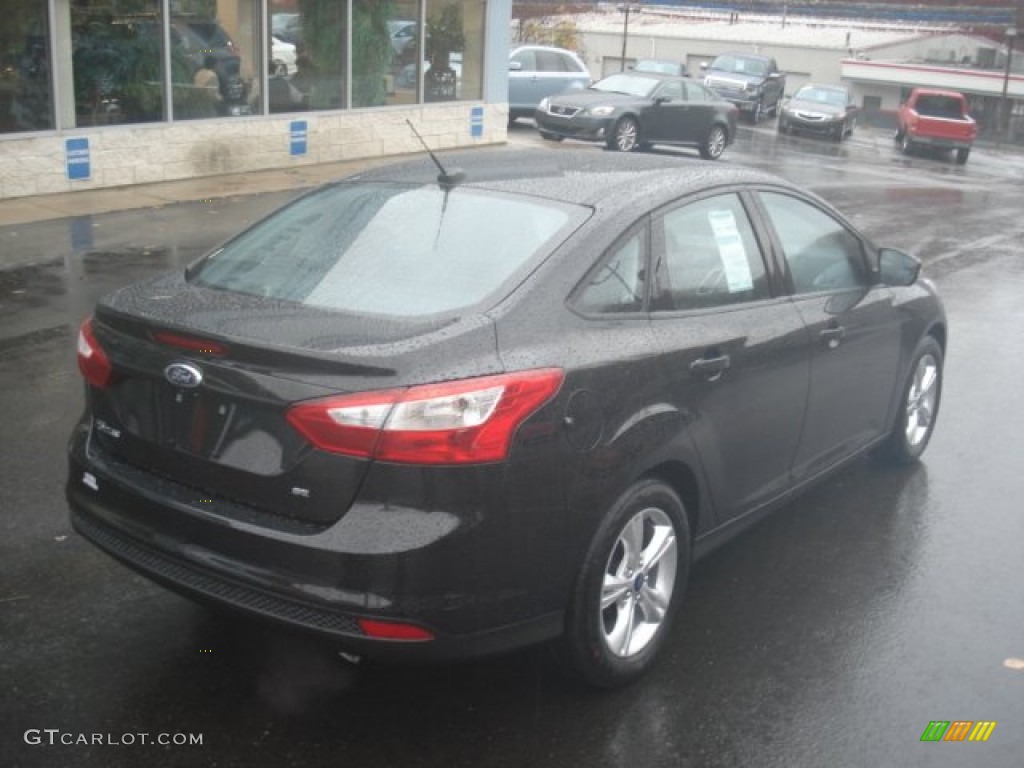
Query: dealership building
0,1,512,201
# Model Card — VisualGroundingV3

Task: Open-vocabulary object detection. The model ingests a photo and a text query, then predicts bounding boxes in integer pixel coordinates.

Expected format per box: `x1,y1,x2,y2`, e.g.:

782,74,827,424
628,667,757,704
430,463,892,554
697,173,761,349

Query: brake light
286,369,564,464
77,318,115,389
152,330,227,355
357,619,434,641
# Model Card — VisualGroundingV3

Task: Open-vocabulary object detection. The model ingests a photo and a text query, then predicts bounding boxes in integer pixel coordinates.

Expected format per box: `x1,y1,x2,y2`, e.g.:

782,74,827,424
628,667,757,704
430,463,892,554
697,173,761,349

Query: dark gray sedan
67,149,944,688
778,84,860,141
534,71,739,159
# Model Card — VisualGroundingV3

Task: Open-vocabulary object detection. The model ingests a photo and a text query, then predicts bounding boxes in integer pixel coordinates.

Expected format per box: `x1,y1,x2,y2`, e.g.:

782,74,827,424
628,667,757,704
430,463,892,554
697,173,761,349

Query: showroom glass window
425,0,485,102
271,0,347,112
71,0,166,126
171,0,261,120
357,0,420,108
1,2,54,132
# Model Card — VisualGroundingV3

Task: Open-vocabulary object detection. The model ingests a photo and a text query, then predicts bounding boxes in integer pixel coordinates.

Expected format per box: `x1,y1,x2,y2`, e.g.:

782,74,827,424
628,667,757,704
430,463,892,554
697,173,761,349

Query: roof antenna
405,119,465,189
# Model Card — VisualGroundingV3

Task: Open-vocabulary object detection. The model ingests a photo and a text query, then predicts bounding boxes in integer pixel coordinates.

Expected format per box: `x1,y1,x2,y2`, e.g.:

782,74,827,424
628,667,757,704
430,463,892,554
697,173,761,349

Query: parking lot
2,120,1024,768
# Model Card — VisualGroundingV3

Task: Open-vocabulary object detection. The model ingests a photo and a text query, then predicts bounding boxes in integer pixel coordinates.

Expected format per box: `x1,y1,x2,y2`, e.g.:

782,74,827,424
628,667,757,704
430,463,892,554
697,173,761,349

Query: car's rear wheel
608,116,640,152
955,147,970,165
699,124,728,160
562,479,691,688
878,337,943,465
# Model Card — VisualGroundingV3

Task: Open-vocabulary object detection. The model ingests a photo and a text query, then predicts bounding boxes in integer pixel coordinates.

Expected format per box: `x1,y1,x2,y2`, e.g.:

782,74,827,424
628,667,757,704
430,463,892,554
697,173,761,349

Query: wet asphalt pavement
2,124,1024,768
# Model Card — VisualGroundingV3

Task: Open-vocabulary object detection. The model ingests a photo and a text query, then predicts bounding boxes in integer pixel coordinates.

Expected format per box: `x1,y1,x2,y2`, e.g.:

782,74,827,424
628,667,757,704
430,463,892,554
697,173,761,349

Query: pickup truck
701,52,785,122
896,88,977,164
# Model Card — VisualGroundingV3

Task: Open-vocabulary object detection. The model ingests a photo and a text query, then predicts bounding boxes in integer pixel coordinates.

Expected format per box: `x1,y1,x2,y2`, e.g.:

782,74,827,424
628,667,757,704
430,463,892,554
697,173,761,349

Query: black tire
539,130,563,142
699,124,728,160
955,147,970,165
877,337,943,465
561,478,691,688
607,116,640,152
900,133,913,155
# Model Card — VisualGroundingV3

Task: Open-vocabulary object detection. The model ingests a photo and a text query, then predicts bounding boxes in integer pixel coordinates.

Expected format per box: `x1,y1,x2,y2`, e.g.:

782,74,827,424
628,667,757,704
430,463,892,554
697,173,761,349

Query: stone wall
0,102,508,200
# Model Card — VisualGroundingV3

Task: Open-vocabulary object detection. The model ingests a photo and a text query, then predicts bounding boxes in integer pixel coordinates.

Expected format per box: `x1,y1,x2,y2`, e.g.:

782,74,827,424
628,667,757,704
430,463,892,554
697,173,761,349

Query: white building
567,9,1022,138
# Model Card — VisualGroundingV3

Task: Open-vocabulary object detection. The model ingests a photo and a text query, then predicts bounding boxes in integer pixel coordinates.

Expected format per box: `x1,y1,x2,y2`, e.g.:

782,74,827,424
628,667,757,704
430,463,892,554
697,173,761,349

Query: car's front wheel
562,479,691,688
699,124,728,160
900,134,914,155
955,147,970,165
539,130,563,142
878,337,943,464
607,116,640,152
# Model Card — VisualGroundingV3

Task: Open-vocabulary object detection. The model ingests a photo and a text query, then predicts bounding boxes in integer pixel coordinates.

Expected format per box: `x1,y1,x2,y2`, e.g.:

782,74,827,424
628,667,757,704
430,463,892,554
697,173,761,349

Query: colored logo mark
921,721,996,742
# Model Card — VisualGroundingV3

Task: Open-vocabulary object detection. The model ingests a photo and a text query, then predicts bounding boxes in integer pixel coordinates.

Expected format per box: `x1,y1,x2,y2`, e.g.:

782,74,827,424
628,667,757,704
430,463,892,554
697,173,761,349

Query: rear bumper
907,133,973,150
67,423,566,660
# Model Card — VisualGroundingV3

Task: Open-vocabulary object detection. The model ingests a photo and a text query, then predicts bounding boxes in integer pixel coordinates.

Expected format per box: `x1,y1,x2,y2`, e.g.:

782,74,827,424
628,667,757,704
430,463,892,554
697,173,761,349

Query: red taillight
357,619,434,641
152,330,227,356
77,318,114,389
286,369,564,465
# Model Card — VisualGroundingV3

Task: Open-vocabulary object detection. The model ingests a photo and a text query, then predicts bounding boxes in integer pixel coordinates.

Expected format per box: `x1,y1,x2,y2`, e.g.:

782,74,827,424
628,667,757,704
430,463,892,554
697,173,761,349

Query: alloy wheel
600,506,678,658
613,118,639,152
701,125,727,159
904,353,939,448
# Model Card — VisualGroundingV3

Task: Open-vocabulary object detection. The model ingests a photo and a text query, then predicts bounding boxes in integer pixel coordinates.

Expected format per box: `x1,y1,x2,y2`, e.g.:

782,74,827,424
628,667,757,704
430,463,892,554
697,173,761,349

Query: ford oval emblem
164,362,203,389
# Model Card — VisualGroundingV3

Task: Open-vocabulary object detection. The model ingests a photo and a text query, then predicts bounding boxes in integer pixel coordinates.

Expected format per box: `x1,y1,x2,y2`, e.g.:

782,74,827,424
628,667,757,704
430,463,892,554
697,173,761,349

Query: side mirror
653,95,670,105
700,62,709,71
878,248,921,287
509,61,522,72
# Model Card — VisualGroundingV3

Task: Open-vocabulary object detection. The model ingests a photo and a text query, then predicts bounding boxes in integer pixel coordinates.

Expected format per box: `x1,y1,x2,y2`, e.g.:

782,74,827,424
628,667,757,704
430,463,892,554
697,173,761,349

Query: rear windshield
190,183,585,317
914,95,965,119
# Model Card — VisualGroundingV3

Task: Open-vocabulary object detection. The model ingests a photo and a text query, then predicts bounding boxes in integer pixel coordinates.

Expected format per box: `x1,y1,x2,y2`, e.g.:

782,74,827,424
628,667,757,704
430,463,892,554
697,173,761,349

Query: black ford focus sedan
68,149,945,687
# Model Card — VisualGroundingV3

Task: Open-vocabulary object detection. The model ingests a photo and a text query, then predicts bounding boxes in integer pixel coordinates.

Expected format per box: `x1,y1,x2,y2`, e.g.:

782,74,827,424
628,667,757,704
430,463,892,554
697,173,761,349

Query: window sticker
707,209,754,292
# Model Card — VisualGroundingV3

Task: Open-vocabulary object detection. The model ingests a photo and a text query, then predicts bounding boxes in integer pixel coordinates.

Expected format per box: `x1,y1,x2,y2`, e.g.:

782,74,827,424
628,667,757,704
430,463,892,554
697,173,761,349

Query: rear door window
573,226,648,314
537,51,569,72
191,183,587,317
652,194,771,311
558,52,584,73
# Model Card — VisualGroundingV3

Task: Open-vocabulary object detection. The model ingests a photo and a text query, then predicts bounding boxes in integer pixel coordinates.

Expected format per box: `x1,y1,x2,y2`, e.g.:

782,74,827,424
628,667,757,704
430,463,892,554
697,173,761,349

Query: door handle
820,325,846,349
689,354,731,381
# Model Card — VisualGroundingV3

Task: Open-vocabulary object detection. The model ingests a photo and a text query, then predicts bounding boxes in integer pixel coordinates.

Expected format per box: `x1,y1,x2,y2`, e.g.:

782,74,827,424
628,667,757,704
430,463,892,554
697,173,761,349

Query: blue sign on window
290,120,308,156
470,106,484,138
66,138,91,181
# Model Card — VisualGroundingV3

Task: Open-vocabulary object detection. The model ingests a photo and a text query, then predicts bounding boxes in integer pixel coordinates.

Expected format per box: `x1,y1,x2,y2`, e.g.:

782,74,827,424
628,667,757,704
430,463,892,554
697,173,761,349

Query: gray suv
508,45,590,123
